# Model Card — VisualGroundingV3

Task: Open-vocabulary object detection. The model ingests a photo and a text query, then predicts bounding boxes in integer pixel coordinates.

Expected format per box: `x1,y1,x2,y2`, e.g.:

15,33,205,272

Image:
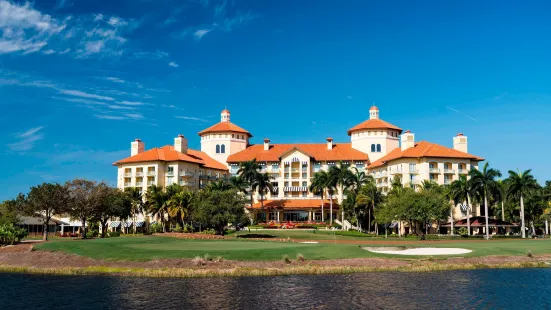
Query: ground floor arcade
248,199,341,223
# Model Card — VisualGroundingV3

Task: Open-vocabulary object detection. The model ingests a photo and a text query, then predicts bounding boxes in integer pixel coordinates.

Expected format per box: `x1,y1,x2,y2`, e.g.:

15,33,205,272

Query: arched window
221,144,226,153
371,144,376,152
216,144,220,153
377,144,381,152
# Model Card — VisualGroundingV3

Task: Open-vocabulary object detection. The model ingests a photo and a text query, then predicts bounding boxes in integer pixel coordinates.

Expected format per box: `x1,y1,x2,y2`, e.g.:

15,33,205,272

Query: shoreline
1,261,548,278
1,243,550,278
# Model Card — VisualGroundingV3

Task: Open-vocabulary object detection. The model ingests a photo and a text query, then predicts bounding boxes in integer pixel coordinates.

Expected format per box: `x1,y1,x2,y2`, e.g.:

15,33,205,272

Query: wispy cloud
55,0,73,10
52,96,107,105
58,89,114,101
104,77,125,83
94,114,127,120
117,100,148,106
175,116,208,122
168,61,179,68
221,11,258,32
7,126,44,151
446,106,477,122
193,28,212,40
125,113,143,119
107,105,135,110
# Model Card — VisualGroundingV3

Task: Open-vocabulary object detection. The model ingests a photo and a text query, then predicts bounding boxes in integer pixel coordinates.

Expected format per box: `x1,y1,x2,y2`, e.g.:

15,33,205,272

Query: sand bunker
365,247,472,255
300,241,319,244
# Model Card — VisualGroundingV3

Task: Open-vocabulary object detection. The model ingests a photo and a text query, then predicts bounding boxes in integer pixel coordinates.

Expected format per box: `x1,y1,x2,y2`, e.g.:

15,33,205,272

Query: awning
110,221,121,228
123,222,132,228
389,221,399,228
135,221,145,228
283,186,308,192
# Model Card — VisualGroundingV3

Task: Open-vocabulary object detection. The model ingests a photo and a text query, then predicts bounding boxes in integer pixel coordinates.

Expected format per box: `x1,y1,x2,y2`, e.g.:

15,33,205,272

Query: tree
145,185,170,232
24,183,70,241
124,187,144,234
237,159,261,207
349,168,372,194
193,189,249,235
251,173,274,211
205,180,232,191
66,179,98,239
229,176,248,196
94,183,130,238
469,162,502,240
450,175,472,235
328,163,354,224
167,188,193,227
0,194,24,226
355,181,383,233
505,169,539,238
309,170,330,222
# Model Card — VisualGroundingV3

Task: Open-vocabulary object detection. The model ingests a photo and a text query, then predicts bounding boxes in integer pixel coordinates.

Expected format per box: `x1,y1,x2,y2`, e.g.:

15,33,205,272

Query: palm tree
505,169,539,238
167,189,193,227
469,162,502,240
237,159,261,207
389,175,404,196
420,180,439,192
496,180,508,222
251,173,274,211
145,185,170,232
450,175,473,235
124,187,144,234
229,176,249,196
349,168,372,194
309,170,330,222
356,181,382,233
328,163,354,226
206,180,232,191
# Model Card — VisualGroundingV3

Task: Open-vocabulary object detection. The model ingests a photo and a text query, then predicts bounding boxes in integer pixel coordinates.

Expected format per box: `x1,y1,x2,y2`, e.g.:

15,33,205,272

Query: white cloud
193,28,212,40
117,100,147,106
108,105,135,110
175,115,208,122
42,49,55,55
7,126,44,151
125,113,143,120
168,61,179,68
94,114,126,120
58,89,114,101
132,50,168,60
55,0,73,10
52,96,107,105
104,76,125,83
221,11,258,32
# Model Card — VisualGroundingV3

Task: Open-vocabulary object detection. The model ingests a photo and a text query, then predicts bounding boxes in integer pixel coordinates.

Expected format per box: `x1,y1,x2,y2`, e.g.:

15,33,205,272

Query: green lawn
33,234,551,261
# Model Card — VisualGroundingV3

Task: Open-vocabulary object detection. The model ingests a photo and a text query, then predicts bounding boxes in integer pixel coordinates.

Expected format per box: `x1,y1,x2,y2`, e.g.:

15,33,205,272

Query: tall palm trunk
484,192,490,240
467,194,472,236
329,192,333,225
545,219,549,235
340,185,345,226
368,206,371,233
501,201,505,222
520,194,526,239
450,202,454,235
320,193,324,222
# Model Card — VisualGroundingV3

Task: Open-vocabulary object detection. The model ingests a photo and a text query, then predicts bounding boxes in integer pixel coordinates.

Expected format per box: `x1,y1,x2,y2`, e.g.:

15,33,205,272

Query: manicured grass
233,229,385,240
34,236,372,261
33,234,551,262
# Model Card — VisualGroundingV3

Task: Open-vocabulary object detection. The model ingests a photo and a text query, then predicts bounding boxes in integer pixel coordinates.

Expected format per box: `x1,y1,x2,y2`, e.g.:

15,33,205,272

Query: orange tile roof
113,145,228,171
198,121,252,137
226,143,370,163
347,118,402,135
249,199,340,210
367,141,485,169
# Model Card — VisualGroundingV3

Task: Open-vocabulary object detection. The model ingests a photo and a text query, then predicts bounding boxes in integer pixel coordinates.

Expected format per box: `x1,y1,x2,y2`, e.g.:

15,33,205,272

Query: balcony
259,168,267,174
199,175,208,179
123,172,132,177
147,171,156,176
291,168,300,173
444,169,455,174
147,181,155,186
135,171,144,177
429,168,440,173
268,172,280,178
458,169,468,174
166,171,174,177
182,171,194,177
124,182,132,187
409,169,419,174
409,179,420,185
389,170,403,175
377,182,388,187
135,182,143,187
444,179,452,185
208,175,218,180
180,181,195,186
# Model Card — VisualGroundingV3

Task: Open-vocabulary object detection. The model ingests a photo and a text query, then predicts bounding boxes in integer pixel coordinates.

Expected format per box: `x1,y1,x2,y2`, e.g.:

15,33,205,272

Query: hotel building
114,106,483,224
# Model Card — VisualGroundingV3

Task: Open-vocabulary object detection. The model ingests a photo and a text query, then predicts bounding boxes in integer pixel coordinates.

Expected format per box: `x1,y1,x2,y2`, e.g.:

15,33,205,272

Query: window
215,144,220,153
302,173,307,179
302,181,307,187
302,192,307,197
221,144,226,153
371,144,376,152
409,163,416,173
284,181,289,187
314,162,321,172
376,144,381,152
232,134,234,138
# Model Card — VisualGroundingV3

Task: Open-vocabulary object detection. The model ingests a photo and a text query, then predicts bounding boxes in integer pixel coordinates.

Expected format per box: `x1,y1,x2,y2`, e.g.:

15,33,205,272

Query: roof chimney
131,139,144,156
174,134,188,154
263,138,270,151
401,130,415,151
326,137,333,150
453,133,468,153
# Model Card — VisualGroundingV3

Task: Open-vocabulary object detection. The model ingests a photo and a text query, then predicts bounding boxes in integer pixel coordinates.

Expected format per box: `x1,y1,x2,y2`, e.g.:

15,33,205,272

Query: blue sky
1,0,551,200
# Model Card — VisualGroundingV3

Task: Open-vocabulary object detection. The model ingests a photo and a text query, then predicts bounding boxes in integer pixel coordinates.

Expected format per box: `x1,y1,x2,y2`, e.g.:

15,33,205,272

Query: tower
198,109,252,166
348,105,402,162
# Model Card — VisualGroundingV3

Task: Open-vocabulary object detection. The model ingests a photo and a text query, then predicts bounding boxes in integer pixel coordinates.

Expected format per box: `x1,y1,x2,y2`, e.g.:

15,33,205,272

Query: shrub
527,250,533,258
0,224,28,245
283,254,291,264
458,227,469,237
199,228,216,235
86,230,98,239
183,224,194,233
216,256,224,262
107,231,121,238
296,253,305,262
173,224,183,233
150,223,163,233
204,253,213,261
192,256,206,266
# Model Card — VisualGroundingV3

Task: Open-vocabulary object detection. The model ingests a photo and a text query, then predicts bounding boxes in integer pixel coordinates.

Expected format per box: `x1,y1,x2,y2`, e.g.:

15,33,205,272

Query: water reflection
1,269,550,309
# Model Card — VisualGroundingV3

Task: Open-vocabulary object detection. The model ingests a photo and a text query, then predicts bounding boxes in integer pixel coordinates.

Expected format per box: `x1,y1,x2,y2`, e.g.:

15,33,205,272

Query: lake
2,269,550,309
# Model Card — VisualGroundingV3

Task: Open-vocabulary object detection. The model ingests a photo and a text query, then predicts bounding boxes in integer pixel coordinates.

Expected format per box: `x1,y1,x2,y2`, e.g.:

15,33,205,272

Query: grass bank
1,261,548,278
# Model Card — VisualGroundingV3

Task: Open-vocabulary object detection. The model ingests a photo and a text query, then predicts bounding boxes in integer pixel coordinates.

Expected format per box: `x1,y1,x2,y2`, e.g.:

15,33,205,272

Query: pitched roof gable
198,122,252,137
114,145,228,171
227,143,370,163
347,119,402,135
367,141,484,168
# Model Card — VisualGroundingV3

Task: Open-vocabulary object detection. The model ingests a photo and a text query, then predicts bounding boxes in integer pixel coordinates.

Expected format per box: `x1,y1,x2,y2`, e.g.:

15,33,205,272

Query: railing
135,171,144,177
458,169,468,174
182,171,194,177
166,171,174,176
180,181,195,186
378,182,388,187
259,169,267,174
135,182,143,187
389,170,403,175
124,182,132,187
410,179,420,185
409,169,419,174
147,171,156,176
209,175,218,180
444,179,452,185
291,168,300,173
444,169,455,174
199,175,208,179
429,168,440,173
284,168,290,172
123,173,132,177
147,181,155,186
